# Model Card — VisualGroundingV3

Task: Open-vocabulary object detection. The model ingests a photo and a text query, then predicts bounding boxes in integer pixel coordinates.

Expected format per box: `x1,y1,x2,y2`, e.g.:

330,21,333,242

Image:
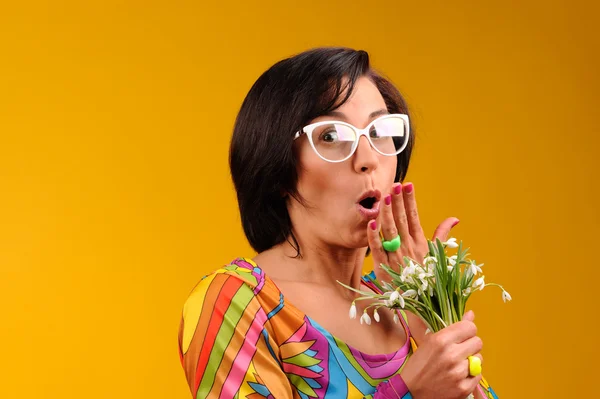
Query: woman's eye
369,128,380,139
321,130,338,142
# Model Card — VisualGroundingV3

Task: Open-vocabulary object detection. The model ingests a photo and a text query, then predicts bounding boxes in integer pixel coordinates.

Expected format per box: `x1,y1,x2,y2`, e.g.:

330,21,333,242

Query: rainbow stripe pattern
178,258,499,398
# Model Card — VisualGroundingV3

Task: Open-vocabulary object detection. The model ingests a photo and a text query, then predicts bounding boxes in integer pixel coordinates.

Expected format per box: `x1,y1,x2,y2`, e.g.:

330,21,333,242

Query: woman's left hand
368,182,459,281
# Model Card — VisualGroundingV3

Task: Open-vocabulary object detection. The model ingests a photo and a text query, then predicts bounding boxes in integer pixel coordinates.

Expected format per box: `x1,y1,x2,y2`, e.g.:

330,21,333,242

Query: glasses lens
310,123,356,161
369,116,409,155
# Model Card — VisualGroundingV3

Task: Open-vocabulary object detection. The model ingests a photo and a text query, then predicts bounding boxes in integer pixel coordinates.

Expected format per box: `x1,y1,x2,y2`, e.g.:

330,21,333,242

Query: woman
178,47,499,399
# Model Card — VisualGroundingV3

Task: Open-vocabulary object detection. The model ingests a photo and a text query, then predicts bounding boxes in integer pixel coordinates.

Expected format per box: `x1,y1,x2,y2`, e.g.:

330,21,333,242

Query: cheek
385,156,398,182
296,152,345,206
297,159,335,197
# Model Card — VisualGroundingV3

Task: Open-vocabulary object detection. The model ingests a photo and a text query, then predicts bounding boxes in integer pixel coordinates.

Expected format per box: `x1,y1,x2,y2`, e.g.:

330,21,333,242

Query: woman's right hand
400,311,483,399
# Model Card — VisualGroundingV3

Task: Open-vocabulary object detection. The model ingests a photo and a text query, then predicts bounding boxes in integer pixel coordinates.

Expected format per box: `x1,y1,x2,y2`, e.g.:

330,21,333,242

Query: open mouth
359,196,377,209
357,190,381,210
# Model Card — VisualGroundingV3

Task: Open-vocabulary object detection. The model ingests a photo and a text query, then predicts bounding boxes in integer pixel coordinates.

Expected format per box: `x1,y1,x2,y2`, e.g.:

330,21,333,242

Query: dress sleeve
178,271,295,399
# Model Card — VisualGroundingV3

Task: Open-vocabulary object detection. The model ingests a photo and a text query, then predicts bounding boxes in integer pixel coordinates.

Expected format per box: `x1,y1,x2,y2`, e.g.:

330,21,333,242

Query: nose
352,136,379,173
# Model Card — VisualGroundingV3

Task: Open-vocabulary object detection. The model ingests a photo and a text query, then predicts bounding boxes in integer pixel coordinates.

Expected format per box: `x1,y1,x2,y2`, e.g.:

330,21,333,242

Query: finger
464,353,484,378
391,183,410,240
463,310,475,322
431,217,460,242
466,374,483,392
457,336,483,359
379,193,404,268
402,182,424,237
367,219,387,266
442,319,477,344
380,194,398,241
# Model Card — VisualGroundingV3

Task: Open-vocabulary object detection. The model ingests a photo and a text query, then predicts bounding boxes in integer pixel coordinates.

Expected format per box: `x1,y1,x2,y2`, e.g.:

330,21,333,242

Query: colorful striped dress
178,258,499,398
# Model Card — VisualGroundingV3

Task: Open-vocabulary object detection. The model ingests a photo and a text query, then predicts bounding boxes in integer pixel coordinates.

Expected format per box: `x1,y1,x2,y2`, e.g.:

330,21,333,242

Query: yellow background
1,1,598,397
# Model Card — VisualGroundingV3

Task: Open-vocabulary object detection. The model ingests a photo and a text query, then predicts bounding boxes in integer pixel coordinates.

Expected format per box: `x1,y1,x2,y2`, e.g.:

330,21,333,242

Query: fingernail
369,220,377,230
403,183,413,193
452,219,460,228
384,195,392,205
393,184,402,195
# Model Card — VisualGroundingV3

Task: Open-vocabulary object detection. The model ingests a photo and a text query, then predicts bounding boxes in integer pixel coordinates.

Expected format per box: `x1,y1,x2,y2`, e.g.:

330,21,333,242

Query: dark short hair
229,47,415,254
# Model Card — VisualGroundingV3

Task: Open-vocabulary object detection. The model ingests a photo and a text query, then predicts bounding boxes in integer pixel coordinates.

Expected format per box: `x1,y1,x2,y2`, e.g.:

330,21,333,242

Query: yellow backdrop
1,1,598,398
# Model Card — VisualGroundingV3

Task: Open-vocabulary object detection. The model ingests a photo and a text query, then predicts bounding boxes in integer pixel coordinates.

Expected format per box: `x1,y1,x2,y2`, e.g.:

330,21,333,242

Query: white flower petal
349,303,357,319
390,290,400,303
444,237,458,248
374,309,381,322
502,290,512,303
393,313,399,324
473,276,485,291
398,295,405,308
360,312,371,325
402,289,417,298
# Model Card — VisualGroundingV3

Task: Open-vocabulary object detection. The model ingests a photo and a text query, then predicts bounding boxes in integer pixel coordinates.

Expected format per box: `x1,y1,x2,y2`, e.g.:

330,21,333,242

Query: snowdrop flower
360,312,372,325
448,255,457,266
473,276,485,291
462,287,472,296
419,271,433,280
404,262,417,277
447,265,454,272
467,260,484,277
502,290,512,303
398,295,405,308
374,309,381,322
428,284,434,297
444,237,458,248
390,290,400,303
393,313,399,324
402,289,417,299
349,302,357,319
424,256,437,265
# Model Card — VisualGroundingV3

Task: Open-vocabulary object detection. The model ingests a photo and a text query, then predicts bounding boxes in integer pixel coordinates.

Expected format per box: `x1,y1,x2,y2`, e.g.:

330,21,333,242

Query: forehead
312,77,387,127
338,77,386,112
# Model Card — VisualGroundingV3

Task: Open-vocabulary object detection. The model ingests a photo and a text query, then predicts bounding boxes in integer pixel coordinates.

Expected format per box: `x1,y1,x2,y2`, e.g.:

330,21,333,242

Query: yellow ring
468,356,482,376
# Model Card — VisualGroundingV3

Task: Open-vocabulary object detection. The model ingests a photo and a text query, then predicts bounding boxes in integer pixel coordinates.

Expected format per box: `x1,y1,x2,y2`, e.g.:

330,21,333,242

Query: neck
256,234,368,299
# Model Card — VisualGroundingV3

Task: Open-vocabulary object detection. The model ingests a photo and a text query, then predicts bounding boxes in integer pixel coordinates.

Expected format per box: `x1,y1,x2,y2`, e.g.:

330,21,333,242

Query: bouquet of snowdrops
341,237,511,333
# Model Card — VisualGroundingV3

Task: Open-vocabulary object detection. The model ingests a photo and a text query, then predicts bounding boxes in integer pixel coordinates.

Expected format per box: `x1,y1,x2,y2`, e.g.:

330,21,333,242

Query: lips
356,189,381,220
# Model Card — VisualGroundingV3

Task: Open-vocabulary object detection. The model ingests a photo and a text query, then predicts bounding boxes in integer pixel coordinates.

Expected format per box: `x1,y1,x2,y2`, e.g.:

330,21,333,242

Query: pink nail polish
369,220,377,230
393,185,402,195
403,183,413,193
452,220,460,228
384,195,392,205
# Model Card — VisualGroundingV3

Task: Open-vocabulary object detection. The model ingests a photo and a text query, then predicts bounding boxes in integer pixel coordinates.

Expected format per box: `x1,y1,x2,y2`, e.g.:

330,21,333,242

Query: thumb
463,310,475,322
431,217,460,242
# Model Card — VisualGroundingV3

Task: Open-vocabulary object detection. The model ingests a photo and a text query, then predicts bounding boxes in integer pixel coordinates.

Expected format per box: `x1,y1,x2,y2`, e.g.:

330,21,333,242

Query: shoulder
181,258,265,315
179,257,286,336
178,258,268,356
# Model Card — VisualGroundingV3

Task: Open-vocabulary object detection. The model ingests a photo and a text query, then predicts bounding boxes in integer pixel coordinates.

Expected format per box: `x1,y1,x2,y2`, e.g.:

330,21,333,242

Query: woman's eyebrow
369,109,389,119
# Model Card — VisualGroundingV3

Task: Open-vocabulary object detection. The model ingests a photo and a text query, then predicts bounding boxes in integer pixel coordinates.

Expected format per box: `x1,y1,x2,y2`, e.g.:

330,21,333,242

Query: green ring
382,235,401,252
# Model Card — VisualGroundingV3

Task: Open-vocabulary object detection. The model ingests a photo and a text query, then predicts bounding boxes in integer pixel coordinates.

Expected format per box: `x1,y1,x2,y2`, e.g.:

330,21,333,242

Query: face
289,76,398,249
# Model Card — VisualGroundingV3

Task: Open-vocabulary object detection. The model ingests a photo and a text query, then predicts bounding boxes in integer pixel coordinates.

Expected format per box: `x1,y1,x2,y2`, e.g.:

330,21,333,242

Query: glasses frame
293,113,411,163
